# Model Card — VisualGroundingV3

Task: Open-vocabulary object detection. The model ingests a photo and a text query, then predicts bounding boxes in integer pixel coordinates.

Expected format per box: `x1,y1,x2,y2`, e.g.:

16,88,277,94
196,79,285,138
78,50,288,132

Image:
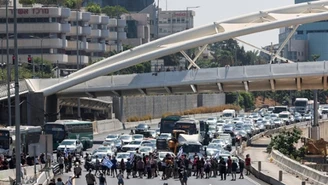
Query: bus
159,115,181,134
43,120,93,150
294,98,309,115
273,106,288,114
174,119,200,135
0,126,42,157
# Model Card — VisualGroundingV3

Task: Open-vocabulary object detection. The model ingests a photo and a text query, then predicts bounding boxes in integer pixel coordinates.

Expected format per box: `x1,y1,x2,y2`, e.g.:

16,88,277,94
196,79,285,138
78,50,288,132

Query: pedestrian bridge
25,61,328,97
30,0,328,97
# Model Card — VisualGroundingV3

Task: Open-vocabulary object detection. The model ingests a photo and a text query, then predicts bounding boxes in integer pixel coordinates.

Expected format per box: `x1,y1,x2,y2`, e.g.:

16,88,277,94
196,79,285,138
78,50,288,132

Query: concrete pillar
279,170,283,181
258,161,261,172
120,96,125,122
301,181,306,185
27,92,45,126
45,94,58,122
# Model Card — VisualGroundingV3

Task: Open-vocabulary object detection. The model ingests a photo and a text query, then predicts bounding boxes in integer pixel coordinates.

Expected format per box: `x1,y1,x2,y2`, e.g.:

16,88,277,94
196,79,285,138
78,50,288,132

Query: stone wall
113,93,225,121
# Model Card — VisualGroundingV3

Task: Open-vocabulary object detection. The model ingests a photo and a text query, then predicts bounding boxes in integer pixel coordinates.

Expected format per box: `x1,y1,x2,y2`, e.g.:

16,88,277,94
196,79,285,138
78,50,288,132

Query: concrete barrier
93,112,224,135
0,165,43,185
271,149,328,185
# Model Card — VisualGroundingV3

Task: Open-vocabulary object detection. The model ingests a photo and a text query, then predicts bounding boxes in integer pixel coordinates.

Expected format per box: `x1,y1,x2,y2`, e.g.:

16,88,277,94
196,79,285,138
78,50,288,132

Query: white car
206,117,217,125
94,146,114,155
138,146,154,156
91,152,110,164
119,134,133,145
105,134,120,142
57,139,83,155
121,140,142,152
132,134,144,141
116,152,131,165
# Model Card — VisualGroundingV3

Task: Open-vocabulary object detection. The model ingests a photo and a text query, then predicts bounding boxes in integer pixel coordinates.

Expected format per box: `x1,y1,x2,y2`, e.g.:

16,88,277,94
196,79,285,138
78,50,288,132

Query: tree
64,0,83,9
312,54,320,61
85,2,101,14
268,127,306,160
19,0,35,4
102,5,128,18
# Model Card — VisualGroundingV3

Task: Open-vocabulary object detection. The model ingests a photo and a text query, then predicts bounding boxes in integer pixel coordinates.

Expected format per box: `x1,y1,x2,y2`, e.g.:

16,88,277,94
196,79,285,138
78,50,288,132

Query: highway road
56,117,269,185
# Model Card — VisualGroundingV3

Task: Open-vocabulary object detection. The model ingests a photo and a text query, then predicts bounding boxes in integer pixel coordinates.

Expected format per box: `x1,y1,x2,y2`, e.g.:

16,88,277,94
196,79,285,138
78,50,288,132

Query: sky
158,0,295,50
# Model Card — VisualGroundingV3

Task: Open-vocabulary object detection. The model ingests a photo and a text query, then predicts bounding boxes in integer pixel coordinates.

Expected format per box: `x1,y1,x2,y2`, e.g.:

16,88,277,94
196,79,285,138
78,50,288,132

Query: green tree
19,0,35,4
102,5,128,18
85,2,101,14
312,54,320,61
269,127,305,160
64,0,83,9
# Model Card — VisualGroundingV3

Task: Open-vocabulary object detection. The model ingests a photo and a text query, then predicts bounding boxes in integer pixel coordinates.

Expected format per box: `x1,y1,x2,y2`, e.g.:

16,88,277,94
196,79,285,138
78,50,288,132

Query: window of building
297,30,303,35
168,19,171,23
181,18,185,23
177,18,180,23
172,19,176,23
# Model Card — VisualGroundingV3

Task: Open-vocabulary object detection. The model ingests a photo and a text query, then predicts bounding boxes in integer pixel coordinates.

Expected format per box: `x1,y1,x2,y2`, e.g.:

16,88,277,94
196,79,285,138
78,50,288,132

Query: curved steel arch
40,0,328,96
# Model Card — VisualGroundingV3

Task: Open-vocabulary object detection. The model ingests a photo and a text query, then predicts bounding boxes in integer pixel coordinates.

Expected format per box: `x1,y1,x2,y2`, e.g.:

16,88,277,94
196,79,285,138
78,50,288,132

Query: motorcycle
74,165,82,178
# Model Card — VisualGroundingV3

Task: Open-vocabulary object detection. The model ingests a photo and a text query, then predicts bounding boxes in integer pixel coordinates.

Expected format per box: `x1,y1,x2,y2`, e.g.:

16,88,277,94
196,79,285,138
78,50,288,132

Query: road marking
245,175,262,185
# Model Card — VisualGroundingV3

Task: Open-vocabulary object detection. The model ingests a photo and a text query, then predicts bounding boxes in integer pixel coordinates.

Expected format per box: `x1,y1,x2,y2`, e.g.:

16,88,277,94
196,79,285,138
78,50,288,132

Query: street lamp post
41,38,44,77
186,6,200,30
5,0,11,127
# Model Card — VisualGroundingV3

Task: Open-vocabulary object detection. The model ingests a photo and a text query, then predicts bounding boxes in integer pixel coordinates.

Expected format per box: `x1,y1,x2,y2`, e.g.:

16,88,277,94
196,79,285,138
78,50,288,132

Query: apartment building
0,6,126,69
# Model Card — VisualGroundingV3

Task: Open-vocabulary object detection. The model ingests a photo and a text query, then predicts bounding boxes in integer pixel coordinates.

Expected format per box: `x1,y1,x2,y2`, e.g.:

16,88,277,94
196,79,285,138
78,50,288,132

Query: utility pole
13,0,22,184
157,0,160,39
6,0,11,126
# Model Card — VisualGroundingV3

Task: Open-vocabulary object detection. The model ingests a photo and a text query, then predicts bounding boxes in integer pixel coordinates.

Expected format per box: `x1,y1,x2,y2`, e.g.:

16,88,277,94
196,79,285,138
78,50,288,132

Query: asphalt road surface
56,124,269,185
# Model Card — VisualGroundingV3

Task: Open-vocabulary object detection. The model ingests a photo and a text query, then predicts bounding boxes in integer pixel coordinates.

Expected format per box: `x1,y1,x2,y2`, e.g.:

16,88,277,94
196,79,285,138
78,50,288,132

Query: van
222,109,236,119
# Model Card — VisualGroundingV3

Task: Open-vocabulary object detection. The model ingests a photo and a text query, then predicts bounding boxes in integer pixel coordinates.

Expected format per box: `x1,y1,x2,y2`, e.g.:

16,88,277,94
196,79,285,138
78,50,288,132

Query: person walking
219,157,226,181
231,160,238,181
239,159,245,179
98,173,107,185
85,170,97,185
117,170,124,185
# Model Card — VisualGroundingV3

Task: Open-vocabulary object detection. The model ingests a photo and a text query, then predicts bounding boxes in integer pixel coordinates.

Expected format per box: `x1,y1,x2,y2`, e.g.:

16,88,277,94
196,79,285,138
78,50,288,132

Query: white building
158,9,195,38
121,12,150,47
0,6,126,69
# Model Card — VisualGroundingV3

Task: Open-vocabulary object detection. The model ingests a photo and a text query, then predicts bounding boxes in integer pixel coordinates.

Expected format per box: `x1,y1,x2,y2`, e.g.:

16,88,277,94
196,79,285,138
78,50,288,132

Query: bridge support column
311,90,320,140
27,92,45,126
45,94,59,122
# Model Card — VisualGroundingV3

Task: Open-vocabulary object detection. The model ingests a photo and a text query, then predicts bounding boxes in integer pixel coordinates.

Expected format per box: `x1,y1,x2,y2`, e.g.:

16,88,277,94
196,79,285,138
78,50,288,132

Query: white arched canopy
38,0,328,96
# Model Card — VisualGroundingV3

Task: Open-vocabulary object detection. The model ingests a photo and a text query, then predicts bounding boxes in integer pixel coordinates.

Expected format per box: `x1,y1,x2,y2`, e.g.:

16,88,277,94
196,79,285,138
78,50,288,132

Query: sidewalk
243,145,305,185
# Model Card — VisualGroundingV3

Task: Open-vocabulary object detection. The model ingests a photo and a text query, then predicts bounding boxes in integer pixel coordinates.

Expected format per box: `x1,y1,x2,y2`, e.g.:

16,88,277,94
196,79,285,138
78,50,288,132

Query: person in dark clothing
219,157,226,180
231,160,238,181
238,159,245,179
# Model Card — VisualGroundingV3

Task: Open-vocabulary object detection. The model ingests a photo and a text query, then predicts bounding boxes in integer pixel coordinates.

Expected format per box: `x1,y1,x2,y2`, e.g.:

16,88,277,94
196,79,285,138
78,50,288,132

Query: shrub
126,114,152,122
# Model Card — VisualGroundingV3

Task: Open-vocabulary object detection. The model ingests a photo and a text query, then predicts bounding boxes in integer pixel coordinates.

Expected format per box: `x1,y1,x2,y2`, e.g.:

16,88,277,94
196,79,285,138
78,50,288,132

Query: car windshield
133,135,143,139
116,153,130,159
97,147,110,152
207,118,215,120
223,125,232,128
60,140,75,145
129,141,141,145
137,124,147,128
209,127,216,131
139,147,152,152
107,135,117,139
279,114,289,118
158,135,169,139
120,135,132,140
208,143,221,149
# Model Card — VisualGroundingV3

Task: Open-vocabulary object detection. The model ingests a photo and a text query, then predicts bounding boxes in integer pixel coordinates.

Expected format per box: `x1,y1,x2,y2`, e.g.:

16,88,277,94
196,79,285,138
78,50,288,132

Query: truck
294,98,309,115
222,109,236,119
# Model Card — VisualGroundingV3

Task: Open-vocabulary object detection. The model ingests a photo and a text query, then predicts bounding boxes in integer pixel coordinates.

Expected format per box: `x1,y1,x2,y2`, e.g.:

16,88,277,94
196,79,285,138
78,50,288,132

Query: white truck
222,109,236,119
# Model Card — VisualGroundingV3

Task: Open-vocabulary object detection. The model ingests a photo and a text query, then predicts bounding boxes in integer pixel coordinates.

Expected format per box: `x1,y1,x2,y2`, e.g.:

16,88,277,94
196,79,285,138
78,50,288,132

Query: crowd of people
48,151,252,185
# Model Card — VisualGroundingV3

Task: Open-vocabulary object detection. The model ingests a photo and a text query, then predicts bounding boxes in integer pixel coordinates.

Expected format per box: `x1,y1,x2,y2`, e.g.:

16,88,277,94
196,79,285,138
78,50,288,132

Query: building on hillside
121,13,150,47
279,0,328,61
0,6,126,72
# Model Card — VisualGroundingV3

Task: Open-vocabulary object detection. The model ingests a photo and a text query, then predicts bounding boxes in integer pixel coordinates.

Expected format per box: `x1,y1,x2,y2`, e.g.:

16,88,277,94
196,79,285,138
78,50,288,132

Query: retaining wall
272,150,328,185
112,93,225,121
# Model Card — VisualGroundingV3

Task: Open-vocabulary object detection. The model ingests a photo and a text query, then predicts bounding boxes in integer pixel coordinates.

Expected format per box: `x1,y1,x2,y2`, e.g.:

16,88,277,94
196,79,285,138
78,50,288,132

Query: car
158,133,171,140
272,118,283,128
121,140,142,152
223,124,234,133
57,139,83,156
135,123,150,134
141,130,157,139
94,146,114,155
206,117,217,125
91,152,109,164
138,146,154,156
132,134,144,141
119,134,133,145
116,152,131,166
105,134,119,142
